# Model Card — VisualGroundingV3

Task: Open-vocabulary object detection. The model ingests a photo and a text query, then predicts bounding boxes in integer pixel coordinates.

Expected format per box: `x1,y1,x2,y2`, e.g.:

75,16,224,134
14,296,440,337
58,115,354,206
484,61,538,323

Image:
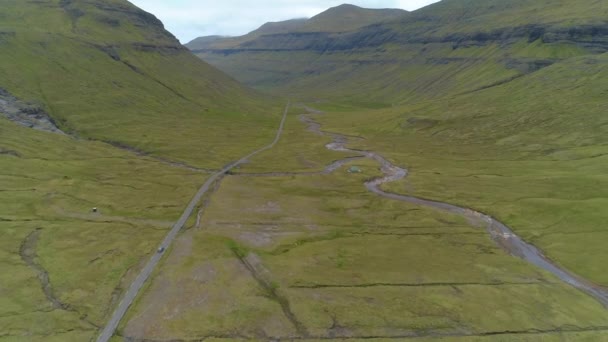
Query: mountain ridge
186,3,408,50
189,0,608,105
0,0,280,168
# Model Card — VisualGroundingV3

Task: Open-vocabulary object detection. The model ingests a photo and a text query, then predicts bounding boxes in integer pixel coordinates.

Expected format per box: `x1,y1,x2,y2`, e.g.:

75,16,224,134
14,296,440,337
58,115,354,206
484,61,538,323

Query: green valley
0,0,282,340
190,1,608,105
1,0,608,341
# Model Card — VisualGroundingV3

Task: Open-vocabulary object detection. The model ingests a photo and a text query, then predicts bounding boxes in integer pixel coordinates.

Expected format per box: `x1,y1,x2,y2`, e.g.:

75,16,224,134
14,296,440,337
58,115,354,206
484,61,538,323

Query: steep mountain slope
186,4,407,51
0,0,280,168
191,0,608,106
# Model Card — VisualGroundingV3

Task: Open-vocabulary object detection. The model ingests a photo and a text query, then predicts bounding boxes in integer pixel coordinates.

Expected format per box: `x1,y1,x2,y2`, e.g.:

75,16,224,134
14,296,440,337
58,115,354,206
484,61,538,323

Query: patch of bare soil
253,201,282,214
123,232,214,338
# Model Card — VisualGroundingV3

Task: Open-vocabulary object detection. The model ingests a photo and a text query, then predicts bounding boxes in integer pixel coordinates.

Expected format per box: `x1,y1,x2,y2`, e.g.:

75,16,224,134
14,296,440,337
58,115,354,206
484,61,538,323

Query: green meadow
0,116,217,340
2,0,608,341
123,99,608,340
314,54,608,286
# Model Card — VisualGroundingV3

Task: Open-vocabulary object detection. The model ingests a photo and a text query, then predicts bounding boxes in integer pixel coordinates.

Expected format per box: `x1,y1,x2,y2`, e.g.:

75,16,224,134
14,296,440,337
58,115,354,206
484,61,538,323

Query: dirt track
95,102,291,342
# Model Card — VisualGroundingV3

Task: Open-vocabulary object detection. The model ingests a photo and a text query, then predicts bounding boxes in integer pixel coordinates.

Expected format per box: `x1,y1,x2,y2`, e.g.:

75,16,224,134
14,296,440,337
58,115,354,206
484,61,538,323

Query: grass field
0,116,215,341
2,0,608,341
122,101,608,340
0,1,285,340
239,105,355,173
314,54,608,287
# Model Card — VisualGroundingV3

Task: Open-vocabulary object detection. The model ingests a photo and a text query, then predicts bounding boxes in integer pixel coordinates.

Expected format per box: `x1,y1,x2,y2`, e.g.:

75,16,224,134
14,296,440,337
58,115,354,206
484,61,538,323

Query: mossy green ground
0,3,283,336
0,117,211,341
3,1,608,341
315,54,608,286
123,100,608,340
0,1,285,340
240,105,355,173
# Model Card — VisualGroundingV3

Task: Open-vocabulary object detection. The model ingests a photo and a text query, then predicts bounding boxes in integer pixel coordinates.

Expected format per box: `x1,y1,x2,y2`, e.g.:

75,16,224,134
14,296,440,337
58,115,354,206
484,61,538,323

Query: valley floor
116,104,608,341
4,0,605,341
2,97,607,341
2,85,606,342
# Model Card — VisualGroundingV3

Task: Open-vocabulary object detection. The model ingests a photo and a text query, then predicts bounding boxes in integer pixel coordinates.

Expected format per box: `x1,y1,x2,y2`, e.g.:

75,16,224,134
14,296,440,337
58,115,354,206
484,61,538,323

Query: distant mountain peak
332,3,362,9
305,4,408,33
254,18,309,35
186,4,408,50
317,3,408,17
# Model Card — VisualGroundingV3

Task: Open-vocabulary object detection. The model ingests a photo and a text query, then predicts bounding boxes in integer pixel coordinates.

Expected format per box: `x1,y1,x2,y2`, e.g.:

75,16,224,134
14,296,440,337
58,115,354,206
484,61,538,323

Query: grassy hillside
0,0,281,169
3,0,608,341
192,0,607,106
120,98,608,340
0,116,210,341
0,0,281,340
314,53,608,286
398,0,608,35
249,19,309,35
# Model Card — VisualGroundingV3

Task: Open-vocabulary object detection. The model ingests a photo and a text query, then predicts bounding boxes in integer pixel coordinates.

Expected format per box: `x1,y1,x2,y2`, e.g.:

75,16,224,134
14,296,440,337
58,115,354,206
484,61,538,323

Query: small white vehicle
157,247,165,253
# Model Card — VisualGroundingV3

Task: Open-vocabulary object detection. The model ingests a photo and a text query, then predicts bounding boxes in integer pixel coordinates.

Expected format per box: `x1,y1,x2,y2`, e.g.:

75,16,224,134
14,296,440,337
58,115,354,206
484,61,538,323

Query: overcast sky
128,0,440,43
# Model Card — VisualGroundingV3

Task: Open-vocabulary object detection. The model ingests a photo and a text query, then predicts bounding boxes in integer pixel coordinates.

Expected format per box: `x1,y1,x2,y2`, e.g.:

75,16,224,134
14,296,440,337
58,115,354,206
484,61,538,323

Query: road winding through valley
95,103,290,342
300,109,608,309
99,102,607,342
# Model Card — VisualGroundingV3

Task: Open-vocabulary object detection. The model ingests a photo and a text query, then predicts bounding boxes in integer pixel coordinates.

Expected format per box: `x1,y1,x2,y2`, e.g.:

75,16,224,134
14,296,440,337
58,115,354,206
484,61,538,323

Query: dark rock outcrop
0,88,65,134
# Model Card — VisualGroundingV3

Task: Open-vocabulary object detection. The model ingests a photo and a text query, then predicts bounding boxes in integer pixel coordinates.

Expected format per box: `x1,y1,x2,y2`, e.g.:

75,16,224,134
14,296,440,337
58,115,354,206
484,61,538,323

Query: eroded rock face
0,88,65,134
190,21,608,54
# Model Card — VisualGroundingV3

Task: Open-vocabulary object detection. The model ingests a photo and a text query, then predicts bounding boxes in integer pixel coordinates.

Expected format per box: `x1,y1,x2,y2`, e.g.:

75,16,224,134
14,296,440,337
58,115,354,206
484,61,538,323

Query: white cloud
127,0,440,43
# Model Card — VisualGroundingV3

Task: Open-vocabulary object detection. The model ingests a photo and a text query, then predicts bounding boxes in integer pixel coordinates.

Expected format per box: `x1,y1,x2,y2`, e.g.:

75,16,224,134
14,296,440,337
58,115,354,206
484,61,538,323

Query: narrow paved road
95,103,290,342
